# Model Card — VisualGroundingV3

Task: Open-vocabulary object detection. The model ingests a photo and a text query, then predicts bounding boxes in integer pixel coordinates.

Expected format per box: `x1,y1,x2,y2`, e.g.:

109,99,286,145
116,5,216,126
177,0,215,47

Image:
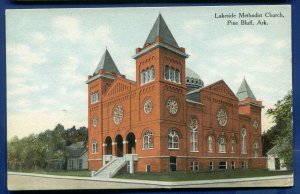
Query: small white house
66,141,88,170
267,143,288,171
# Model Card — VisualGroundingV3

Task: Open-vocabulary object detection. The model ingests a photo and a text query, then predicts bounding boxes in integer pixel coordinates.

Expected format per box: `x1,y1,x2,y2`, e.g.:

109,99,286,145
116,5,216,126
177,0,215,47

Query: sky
6,6,291,139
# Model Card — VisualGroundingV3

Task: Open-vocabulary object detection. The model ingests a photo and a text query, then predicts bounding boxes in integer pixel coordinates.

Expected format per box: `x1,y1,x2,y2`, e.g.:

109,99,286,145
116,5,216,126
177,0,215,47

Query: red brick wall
87,41,266,172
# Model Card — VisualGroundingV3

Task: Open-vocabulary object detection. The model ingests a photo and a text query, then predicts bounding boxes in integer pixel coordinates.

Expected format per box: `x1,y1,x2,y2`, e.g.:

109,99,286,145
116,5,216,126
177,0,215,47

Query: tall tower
86,49,121,169
133,14,189,171
236,78,264,158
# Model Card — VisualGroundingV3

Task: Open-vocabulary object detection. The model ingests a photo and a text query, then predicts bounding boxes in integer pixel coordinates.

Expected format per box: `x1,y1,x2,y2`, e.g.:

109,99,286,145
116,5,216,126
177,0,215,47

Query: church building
86,14,266,174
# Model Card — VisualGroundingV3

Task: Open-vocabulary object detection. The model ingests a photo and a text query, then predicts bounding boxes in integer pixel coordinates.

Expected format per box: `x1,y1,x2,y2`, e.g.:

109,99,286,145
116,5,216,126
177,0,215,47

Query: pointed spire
94,49,120,75
236,77,257,101
144,14,179,48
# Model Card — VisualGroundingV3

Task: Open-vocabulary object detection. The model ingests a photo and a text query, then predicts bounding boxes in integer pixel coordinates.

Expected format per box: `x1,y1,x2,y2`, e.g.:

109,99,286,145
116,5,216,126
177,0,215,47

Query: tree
266,90,292,168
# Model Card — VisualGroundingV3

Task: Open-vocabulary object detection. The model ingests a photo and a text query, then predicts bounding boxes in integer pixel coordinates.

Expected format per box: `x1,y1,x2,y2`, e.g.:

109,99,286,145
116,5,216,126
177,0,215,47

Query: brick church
86,14,266,174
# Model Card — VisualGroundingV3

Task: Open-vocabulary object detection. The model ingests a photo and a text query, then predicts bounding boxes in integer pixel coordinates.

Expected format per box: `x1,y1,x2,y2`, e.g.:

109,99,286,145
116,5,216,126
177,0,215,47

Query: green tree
266,90,292,168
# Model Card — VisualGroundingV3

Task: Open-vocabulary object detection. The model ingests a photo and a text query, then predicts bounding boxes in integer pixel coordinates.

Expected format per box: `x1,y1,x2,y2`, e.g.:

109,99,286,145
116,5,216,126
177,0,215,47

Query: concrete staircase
93,157,127,178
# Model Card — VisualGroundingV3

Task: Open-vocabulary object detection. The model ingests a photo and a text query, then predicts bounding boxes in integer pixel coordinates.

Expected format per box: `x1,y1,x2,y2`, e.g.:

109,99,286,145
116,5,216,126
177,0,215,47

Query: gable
203,80,238,101
103,78,132,100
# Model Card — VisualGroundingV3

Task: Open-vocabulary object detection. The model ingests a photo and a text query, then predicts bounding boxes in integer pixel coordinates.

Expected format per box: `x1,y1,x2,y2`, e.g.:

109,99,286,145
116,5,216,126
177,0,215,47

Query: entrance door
115,135,123,157
170,156,176,171
105,136,112,155
126,133,136,154
275,158,281,170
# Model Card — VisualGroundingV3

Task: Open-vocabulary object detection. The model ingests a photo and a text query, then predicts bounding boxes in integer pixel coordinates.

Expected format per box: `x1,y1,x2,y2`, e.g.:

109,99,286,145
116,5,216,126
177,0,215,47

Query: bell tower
133,14,189,167
133,14,189,87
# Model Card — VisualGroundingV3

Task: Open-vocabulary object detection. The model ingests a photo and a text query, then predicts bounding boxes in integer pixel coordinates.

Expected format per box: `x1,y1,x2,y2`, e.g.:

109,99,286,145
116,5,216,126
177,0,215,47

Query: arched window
231,139,236,153
143,131,154,149
208,135,214,153
168,130,179,149
141,71,144,84
170,68,175,81
145,69,149,83
150,66,155,81
254,141,259,157
164,66,170,80
190,118,198,152
92,140,98,154
241,128,247,154
218,137,226,153
175,69,180,83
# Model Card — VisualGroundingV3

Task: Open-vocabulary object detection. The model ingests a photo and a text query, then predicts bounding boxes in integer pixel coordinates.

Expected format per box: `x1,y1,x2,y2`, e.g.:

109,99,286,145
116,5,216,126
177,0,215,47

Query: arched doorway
105,136,112,155
126,133,136,154
115,135,123,157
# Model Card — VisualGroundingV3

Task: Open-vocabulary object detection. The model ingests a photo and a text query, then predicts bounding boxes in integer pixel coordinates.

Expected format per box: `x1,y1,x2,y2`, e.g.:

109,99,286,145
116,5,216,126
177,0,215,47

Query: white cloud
52,16,82,42
7,44,47,65
183,20,206,40
212,32,265,47
7,108,87,139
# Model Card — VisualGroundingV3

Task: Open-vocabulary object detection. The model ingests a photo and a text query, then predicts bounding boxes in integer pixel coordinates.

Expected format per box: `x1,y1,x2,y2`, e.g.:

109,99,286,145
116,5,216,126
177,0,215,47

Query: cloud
7,44,47,65
183,20,206,40
52,16,82,42
7,108,87,139
211,31,265,47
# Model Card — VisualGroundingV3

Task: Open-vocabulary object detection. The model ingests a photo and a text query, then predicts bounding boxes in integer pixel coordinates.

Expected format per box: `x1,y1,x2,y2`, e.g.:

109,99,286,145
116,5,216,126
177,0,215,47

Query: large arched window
241,128,247,154
208,135,214,153
141,67,155,85
168,130,179,149
190,118,198,152
143,131,154,149
92,140,98,154
218,137,226,153
254,140,259,158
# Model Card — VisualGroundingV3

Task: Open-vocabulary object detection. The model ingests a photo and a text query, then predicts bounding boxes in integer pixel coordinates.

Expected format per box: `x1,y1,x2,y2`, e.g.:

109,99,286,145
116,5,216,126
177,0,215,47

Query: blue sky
6,6,291,139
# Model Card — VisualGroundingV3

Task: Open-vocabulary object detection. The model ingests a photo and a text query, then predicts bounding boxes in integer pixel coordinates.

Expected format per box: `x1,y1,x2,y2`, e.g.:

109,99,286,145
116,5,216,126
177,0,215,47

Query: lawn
9,170,92,177
114,169,293,182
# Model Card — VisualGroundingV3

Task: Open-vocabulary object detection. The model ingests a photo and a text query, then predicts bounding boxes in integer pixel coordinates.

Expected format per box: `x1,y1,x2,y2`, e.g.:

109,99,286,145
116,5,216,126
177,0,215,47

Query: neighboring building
66,141,88,170
86,14,266,173
267,142,290,171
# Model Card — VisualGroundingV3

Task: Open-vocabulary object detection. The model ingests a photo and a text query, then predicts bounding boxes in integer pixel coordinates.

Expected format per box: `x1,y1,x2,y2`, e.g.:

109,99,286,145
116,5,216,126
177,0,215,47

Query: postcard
6,5,293,190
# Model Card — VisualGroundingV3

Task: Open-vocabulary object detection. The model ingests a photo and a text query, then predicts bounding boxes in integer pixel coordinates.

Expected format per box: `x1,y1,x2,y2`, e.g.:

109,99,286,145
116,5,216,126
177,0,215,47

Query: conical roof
144,14,179,48
94,49,120,75
236,78,257,101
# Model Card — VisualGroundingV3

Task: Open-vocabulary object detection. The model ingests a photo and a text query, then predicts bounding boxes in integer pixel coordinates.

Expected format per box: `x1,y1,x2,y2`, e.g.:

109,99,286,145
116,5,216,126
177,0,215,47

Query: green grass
9,169,92,177
114,169,293,182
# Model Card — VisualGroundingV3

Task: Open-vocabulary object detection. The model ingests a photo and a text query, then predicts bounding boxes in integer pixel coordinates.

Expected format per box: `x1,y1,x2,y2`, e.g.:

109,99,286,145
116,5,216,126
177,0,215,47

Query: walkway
7,172,293,190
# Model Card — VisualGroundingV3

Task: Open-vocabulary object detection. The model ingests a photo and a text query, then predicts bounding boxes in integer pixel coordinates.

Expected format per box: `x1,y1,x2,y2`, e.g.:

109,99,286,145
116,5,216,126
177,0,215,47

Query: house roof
66,141,87,158
267,140,290,155
94,49,120,75
144,14,179,48
236,78,257,101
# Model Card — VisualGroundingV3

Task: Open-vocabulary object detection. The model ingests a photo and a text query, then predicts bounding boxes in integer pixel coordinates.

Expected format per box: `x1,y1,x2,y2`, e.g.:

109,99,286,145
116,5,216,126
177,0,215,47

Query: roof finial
105,45,107,50
244,75,245,80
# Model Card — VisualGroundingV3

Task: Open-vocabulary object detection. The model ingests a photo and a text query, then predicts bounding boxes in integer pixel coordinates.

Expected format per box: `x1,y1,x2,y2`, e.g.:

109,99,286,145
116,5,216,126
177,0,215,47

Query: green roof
94,49,120,75
144,14,179,48
236,78,257,101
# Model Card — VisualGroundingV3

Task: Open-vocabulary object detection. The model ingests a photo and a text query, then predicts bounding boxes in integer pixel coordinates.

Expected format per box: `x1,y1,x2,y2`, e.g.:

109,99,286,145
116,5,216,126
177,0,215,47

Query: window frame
143,130,154,149
168,130,179,149
92,141,98,154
